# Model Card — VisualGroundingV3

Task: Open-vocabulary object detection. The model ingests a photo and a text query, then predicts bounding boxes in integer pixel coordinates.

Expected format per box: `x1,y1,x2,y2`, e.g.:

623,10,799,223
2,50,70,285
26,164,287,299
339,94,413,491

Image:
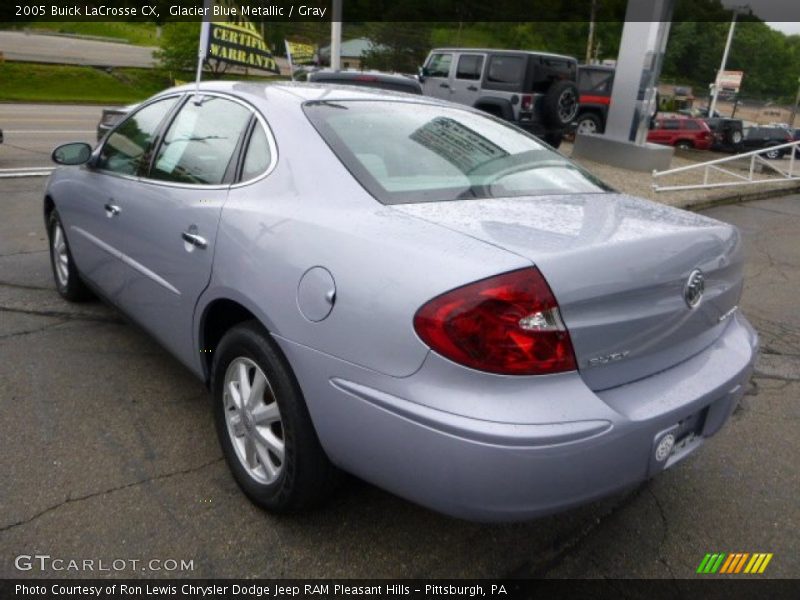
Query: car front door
115,94,256,373
57,96,181,301
421,52,454,99
450,53,485,106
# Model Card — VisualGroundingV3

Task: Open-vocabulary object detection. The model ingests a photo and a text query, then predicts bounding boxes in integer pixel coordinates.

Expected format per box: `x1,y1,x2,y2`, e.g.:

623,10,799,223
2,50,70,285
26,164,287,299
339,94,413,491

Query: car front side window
150,96,252,185
96,97,179,176
426,53,453,78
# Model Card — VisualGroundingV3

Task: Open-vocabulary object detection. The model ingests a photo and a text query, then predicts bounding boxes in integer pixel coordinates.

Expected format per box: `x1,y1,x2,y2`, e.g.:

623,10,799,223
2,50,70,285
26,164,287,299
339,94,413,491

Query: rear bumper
277,313,758,522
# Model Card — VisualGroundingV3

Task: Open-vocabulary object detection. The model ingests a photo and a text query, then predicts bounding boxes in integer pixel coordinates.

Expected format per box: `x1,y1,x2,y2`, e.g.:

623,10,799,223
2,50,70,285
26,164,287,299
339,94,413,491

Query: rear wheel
48,210,91,301
764,146,781,160
211,321,339,512
675,140,693,150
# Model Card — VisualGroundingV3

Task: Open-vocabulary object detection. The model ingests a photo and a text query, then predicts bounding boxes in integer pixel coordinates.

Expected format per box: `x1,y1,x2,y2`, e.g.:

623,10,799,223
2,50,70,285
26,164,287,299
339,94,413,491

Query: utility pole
709,6,747,117
330,0,342,70
585,0,597,64
790,77,800,129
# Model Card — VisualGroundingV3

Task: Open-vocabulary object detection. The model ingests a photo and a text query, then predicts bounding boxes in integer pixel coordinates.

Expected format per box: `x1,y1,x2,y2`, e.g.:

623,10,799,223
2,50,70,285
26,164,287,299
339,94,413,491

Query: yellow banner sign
208,21,280,74
286,40,317,66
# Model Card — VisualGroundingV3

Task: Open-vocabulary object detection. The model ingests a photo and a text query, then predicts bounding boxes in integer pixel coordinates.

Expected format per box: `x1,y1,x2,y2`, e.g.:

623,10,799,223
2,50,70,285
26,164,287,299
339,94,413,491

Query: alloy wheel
51,223,69,287
223,357,285,484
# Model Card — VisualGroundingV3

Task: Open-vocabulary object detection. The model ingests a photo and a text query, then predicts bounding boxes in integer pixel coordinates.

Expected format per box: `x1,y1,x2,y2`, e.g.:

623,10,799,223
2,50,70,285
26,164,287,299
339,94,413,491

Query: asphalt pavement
0,103,99,171
0,176,797,579
0,31,156,68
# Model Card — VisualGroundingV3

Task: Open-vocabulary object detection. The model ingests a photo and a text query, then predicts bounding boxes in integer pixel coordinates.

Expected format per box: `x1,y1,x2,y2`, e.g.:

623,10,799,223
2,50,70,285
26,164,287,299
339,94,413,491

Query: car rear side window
97,97,178,176
426,53,452,78
304,100,609,205
240,122,271,181
486,56,525,84
150,96,251,185
684,120,701,130
456,55,484,80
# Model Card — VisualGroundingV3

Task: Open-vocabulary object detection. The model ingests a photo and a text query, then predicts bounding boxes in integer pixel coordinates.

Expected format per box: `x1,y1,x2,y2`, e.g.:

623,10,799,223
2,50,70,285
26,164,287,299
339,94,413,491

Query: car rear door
57,96,181,301
113,94,256,373
421,51,454,99
450,53,485,106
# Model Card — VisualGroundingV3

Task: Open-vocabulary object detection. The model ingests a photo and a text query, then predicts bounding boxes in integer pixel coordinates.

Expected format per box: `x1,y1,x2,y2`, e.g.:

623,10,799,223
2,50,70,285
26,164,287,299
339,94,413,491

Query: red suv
648,117,713,150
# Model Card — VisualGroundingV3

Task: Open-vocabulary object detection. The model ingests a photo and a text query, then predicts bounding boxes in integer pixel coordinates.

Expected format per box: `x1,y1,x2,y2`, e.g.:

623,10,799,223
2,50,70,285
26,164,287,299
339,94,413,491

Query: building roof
319,38,382,59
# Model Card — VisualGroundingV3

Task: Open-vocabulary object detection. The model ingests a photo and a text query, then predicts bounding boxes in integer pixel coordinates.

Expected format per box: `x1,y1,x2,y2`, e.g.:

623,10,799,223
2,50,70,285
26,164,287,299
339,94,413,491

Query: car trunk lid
396,193,744,391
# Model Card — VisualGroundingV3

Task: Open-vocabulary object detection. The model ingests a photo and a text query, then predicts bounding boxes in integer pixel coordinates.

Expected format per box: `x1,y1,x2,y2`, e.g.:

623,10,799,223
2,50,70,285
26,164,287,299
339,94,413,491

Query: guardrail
0,167,55,179
652,139,800,192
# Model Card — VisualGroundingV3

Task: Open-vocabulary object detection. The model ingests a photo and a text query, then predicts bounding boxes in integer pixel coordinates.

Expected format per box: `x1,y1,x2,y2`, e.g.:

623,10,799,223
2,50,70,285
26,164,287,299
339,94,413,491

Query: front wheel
764,147,781,160
48,210,91,301
675,140,693,150
575,113,603,135
211,321,339,512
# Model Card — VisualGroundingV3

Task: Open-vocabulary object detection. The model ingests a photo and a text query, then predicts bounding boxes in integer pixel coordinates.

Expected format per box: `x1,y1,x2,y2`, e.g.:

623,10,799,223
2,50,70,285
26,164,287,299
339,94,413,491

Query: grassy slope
0,22,158,46
0,62,170,103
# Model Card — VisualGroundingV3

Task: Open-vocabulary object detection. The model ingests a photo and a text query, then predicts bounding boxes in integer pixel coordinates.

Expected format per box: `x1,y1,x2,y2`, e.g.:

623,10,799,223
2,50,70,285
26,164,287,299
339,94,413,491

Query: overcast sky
766,22,800,35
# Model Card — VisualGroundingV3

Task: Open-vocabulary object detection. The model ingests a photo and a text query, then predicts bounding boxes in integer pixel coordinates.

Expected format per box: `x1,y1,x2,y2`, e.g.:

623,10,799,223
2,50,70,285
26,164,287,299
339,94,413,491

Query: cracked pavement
0,178,797,579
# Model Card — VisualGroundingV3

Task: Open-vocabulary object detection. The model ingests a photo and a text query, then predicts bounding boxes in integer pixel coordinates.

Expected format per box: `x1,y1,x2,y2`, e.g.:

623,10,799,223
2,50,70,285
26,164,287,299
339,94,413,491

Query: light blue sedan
45,82,757,521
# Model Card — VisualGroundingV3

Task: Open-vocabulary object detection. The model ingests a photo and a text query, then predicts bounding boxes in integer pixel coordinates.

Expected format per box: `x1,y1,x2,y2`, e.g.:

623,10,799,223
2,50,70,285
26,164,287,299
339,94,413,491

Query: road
0,103,100,171
0,179,797,579
0,31,156,68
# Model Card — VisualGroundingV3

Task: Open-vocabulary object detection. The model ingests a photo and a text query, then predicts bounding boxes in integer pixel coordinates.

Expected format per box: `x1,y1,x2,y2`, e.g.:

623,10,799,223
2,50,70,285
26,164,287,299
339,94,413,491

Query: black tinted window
151,96,251,185
663,120,680,130
456,55,484,80
426,53,452,78
97,97,178,175
684,121,701,130
487,56,525,84
578,69,613,93
241,122,272,181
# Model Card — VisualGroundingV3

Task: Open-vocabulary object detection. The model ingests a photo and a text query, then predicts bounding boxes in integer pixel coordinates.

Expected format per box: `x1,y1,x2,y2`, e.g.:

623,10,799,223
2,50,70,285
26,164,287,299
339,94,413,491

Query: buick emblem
684,269,705,308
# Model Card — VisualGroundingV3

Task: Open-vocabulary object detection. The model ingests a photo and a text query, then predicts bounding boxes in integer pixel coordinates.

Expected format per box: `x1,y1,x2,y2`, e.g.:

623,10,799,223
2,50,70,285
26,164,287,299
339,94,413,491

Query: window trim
91,91,278,190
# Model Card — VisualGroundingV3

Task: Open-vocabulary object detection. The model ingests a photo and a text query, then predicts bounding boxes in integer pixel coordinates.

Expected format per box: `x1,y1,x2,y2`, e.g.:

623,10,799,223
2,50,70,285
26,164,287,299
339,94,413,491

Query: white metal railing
0,167,55,179
652,139,800,192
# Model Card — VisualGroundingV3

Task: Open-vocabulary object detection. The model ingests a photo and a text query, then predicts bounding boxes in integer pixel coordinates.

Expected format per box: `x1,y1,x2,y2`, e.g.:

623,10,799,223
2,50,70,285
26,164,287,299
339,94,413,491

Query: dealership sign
716,70,744,93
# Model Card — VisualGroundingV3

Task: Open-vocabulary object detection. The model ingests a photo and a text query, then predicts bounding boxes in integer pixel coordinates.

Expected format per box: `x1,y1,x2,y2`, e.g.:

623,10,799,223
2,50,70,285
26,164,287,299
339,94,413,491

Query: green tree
153,22,228,79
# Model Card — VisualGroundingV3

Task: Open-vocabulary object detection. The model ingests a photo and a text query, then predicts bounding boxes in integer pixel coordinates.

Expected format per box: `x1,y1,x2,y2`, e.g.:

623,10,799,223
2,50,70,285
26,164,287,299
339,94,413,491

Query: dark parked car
575,64,614,135
97,104,139,141
741,126,794,159
647,117,713,150
419,48,579,147
705,117,744,151
307,70,422,95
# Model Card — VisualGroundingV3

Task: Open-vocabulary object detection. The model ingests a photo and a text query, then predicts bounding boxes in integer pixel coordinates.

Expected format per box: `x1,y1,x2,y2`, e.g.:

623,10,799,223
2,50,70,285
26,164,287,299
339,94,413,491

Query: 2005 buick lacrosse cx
44,82,757,521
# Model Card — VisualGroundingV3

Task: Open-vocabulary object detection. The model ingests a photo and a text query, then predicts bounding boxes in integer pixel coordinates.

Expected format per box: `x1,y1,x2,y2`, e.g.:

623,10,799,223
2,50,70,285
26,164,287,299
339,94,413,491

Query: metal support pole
330,0,342,70
709,11,737,117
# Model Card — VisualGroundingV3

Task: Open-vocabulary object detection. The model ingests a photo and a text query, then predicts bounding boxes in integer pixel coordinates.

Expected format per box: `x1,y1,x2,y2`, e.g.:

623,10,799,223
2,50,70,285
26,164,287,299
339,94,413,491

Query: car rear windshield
303,100,610,205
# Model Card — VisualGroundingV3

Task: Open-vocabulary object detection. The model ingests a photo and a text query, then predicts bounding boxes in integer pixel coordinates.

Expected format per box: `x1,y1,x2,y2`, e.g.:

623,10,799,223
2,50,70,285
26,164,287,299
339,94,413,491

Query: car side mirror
52,142,92,166
418,66,427,83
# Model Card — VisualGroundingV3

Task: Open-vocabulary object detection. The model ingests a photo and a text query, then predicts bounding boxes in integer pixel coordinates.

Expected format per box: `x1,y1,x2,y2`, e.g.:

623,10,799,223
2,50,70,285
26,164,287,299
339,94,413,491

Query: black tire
47,210,92,302
575,112,603,135
211,321,339,512
542,80,579,128
542,132,563,149
676,140,693,150
764,146,782,160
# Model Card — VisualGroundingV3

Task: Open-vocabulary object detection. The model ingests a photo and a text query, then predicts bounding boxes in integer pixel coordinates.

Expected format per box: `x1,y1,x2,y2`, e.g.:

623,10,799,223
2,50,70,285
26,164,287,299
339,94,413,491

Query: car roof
309,70,417,83
162,80,446,106
429,48,576,61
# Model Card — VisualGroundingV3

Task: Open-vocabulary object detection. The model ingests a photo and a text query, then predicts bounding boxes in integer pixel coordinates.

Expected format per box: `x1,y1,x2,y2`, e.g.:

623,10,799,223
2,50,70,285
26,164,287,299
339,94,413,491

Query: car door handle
181,231,207,249
104,203,121,217
439,82,449,88
467,85,478,91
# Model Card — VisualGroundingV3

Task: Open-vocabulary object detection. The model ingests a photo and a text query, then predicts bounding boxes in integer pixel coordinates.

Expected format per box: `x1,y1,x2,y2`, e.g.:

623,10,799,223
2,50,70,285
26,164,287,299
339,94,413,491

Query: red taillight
413,268,577,375
521,94,533,112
